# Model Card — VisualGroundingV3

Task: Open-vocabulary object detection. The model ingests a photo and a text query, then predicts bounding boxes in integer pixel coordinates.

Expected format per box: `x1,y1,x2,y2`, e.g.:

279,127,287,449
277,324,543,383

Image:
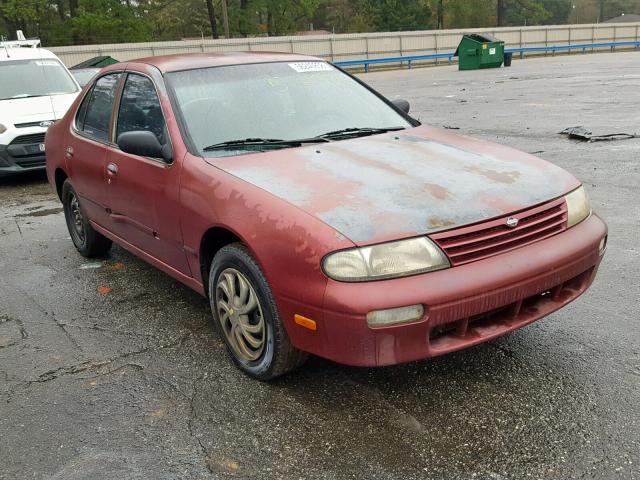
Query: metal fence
50,23,640,68
334,40,640,72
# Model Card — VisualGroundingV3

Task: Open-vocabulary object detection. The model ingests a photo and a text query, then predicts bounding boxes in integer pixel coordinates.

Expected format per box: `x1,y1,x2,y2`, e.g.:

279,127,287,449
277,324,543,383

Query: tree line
1,0,638,46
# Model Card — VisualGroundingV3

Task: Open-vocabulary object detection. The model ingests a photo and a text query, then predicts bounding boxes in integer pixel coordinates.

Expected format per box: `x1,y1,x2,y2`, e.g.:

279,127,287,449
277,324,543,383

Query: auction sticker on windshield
288,62,333,73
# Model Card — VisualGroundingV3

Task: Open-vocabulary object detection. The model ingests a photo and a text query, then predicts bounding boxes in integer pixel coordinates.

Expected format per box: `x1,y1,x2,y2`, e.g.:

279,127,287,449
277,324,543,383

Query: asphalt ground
1,51,638,480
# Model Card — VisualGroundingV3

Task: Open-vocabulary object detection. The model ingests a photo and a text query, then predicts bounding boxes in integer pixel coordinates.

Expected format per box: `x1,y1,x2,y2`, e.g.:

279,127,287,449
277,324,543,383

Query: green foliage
502,0,552,26
0,0,596,46
70,0,153,44
370,0,433,32
539,0,571,25
440,0,494,29
0,0,47,37
251,0,322,35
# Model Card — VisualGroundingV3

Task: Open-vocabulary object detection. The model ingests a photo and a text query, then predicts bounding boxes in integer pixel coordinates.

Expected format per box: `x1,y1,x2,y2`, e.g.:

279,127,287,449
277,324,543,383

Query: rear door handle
106,163,118,175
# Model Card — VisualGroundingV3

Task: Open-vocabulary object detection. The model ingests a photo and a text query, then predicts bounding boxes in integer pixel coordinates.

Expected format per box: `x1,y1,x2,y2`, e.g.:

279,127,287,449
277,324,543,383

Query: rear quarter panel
45,114,70,194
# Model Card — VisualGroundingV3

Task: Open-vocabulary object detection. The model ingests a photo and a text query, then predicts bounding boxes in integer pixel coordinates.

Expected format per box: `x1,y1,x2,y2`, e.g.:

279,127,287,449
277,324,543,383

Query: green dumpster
455,33,505,71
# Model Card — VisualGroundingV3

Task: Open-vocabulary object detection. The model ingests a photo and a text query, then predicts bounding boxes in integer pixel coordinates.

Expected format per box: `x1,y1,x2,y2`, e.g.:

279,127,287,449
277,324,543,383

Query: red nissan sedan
45,53,607,380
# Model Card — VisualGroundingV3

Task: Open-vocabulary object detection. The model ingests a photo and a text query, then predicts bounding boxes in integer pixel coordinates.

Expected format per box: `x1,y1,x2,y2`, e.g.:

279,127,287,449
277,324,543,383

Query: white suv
0,39,80,178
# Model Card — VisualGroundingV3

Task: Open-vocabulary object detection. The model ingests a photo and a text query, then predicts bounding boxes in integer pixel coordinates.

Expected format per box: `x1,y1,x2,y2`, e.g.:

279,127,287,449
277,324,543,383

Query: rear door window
77,73,121,142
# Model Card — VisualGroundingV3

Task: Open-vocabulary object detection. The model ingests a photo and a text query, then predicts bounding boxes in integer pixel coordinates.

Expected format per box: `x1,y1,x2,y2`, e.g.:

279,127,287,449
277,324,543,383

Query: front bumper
284,214,607,367
0,143,47,178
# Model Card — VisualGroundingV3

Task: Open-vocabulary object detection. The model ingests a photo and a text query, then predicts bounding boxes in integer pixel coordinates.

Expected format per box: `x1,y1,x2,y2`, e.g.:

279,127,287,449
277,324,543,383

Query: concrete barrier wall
50,23,640,67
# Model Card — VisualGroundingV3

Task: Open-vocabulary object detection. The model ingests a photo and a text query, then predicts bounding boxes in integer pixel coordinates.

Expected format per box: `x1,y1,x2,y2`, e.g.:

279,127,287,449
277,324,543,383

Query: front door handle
106,163,118,175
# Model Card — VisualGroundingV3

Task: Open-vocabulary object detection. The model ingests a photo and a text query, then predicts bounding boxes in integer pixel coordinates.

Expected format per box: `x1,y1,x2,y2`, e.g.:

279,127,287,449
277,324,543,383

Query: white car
0,40,80,178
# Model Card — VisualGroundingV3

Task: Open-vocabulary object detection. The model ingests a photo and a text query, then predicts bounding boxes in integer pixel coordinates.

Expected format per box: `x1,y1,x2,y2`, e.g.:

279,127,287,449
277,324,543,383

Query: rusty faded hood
209,126,580,245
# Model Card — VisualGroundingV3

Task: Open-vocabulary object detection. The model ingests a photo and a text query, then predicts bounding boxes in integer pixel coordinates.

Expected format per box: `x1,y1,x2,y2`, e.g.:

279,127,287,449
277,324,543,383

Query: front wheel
62,180,112,257
208,244,307,380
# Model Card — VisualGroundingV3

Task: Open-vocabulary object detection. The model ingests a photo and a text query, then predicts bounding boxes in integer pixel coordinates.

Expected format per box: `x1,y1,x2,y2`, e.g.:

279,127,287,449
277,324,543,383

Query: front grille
431,198,568,266
14,120,54,128
9,133,46,145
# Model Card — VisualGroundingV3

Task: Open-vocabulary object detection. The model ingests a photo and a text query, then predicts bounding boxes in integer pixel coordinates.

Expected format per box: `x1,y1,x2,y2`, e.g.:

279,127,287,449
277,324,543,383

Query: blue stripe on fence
334,40,640,72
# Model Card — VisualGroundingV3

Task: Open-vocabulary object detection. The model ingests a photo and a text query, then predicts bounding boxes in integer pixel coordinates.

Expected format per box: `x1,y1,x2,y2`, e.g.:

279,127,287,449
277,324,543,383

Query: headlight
565,185,591,228
0,123,7,134
322,237,450,282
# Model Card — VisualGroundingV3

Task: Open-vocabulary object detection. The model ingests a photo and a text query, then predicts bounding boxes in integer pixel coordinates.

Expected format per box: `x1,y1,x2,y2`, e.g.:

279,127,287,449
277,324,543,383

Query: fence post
545,28,548,56
330,35,335,62
519,27,524,59
434,32,438,65
637,24,639,49
289,38,294,53
612,25,616,51
365,36,370,59
568,26,571,55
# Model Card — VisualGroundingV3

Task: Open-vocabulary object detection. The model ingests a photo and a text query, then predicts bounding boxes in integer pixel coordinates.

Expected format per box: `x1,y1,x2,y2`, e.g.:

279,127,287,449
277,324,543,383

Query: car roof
126,51,324,74
0,46,59,62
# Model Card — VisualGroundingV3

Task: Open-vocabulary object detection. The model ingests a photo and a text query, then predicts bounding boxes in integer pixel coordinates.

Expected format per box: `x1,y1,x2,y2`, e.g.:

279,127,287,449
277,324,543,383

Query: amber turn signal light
294,314,317,331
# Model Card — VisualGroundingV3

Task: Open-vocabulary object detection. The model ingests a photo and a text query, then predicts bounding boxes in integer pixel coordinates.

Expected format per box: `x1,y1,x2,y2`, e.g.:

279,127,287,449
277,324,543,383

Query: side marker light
294,314,317,331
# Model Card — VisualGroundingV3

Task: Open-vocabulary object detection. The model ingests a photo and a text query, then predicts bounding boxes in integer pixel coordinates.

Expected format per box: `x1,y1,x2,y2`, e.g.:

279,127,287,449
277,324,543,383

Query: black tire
208,243,308,380
62,179,112,257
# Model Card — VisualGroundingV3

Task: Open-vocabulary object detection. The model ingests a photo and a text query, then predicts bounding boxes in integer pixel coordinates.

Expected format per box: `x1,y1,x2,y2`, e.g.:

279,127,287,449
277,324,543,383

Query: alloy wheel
68,192,86,245
215,268,266,361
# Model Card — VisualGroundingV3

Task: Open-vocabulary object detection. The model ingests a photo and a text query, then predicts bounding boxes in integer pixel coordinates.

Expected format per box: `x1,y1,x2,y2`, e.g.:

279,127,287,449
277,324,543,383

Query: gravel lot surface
1,51,638,480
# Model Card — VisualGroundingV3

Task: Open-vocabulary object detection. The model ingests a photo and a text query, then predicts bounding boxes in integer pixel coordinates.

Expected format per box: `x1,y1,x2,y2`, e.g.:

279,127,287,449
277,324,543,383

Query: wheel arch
54,168,69,200
199,225,259,295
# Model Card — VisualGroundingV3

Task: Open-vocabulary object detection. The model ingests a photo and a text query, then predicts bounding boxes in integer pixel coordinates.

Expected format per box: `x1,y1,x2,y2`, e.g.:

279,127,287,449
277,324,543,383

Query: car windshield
0,58,78,101
166,61,412,157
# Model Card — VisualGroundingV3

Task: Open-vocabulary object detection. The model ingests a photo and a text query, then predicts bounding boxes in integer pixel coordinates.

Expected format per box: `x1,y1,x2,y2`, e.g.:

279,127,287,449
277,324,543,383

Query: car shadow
0,170,48,187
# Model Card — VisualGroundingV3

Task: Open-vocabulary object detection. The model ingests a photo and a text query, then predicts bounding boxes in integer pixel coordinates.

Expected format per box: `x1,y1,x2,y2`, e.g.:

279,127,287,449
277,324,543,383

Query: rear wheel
208,243,307,380
62,180,112,257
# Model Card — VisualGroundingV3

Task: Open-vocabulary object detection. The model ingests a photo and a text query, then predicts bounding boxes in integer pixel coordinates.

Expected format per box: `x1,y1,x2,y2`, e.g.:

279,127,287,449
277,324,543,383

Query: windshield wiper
317,126,406,139
202,128,405,152
7,94,41,99
202,137,328,152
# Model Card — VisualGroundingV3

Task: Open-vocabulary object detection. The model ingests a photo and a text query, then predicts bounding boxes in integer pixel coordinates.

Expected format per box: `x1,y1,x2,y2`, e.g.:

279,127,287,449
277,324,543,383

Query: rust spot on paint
429,217,456,228
424,183,451,200
329,144,408,176
475,192,526,214
467,166,520,184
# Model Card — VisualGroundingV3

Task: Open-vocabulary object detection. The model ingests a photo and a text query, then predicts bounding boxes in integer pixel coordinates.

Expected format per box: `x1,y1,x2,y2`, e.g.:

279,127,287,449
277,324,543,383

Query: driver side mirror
392,99,411,114
117,131,173,163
